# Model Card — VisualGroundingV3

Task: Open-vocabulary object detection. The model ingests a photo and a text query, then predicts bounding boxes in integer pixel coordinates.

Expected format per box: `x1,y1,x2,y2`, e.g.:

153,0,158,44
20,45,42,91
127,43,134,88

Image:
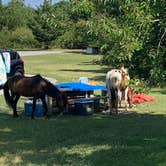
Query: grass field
0,53,166,166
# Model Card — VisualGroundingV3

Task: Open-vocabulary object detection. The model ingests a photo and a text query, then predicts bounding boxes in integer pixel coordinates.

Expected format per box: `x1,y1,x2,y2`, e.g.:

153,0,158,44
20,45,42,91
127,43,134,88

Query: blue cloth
56,82,106,91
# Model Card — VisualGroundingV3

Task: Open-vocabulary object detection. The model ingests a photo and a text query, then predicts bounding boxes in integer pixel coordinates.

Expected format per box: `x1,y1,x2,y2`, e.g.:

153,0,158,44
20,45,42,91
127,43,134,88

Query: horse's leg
128,88,133,108
11,91,15,102
41,96,48,117
108,94,112,113
119,90,124,108
124,87,129,111
109,96,113,113
110,89,116,114
106,85,112,113
13,94,20,118
115,89,119,114
117,89,122,113
32,98,37,119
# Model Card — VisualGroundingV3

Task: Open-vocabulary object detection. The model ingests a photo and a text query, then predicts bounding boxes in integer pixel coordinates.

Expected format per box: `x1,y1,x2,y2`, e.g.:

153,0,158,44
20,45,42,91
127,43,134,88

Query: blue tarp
56,82,106,91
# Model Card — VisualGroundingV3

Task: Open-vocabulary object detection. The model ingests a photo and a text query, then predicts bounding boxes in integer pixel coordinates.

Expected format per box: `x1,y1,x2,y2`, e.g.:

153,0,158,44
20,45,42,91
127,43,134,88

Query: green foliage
2,0,30,30
0,27,12,48
0,0,165,85
84,0,165,86
70,0,95,20
129,1,166,86
129,78,151,94
30,1,70,49
100,2,152,64
0,0,37,49
0,26,38,49
56,19,88,49
10,27,38,49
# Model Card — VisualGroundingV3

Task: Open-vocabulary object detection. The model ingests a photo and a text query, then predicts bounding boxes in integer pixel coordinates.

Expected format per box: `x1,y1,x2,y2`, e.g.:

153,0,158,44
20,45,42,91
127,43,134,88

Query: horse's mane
35,75,61,97
35,74,50,83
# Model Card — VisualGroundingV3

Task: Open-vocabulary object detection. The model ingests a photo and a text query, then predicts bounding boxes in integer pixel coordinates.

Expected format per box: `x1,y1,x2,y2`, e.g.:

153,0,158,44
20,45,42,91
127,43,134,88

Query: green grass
23,54,107,83
0,53,166,166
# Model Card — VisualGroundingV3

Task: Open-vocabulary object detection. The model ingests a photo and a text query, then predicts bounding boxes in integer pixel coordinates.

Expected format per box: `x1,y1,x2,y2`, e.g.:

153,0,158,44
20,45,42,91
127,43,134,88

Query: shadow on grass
0,111,166,165
59,66,109,83
151,89,166,95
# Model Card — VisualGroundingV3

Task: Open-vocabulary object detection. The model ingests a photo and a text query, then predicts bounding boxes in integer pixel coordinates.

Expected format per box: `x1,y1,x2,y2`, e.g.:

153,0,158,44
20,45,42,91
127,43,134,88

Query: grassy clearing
23,54,107,83
0,53,165,166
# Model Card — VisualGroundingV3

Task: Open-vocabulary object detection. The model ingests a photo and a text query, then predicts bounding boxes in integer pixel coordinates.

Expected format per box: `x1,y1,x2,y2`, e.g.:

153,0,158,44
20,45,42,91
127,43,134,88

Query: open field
0,52,166,166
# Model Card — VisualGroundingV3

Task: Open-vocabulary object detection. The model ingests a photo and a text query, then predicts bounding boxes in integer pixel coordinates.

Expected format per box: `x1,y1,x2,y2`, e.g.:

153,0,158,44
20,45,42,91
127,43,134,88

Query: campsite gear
56,82,105,91
0,49,24,79
0,54,7,86
79,77,88,84
24,100,45,117
2,51,11,73
133,93,155,104
74,98,94,115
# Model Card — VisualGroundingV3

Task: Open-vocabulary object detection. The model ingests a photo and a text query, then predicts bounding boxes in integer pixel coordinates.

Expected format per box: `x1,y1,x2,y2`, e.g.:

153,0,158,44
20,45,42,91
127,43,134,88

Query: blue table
56,82,106,114
56,82,106,92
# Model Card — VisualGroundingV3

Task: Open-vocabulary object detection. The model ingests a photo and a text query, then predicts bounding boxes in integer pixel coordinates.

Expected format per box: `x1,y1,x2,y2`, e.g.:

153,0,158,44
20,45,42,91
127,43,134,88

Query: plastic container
24,100,45,117
79,77,88,84
74,98,94,115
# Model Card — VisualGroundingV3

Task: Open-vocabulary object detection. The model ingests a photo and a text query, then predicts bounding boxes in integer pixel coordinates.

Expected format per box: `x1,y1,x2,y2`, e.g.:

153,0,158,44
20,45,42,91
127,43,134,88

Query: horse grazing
106,69,122,114
3,74,67,119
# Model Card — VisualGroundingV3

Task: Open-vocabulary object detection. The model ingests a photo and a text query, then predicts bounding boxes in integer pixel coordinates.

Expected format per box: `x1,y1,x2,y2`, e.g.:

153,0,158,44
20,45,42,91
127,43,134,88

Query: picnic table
47,82,106,114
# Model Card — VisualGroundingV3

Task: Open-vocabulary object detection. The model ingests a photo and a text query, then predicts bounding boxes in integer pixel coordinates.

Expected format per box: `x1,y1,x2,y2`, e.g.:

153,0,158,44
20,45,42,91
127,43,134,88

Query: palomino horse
3,74,67,119
119,64,134,109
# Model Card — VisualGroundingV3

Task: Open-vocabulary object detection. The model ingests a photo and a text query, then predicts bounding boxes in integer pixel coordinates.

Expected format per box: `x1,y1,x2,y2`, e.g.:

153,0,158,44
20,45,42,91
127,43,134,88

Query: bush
129,78,151,94
0,27,12,48
11,27,38,49
55,29,87,49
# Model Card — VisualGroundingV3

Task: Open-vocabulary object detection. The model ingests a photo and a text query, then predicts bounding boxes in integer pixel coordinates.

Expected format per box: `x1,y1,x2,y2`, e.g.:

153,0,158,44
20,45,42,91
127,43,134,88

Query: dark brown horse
3,74,67,119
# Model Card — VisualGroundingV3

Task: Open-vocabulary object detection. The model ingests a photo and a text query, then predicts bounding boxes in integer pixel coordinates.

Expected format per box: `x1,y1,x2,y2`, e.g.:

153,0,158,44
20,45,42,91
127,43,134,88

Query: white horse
106,69,122,114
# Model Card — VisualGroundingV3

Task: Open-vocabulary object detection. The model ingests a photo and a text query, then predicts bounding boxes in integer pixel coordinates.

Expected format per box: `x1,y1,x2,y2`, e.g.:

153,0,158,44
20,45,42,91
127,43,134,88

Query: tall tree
30,1,69,48
1,0,30,30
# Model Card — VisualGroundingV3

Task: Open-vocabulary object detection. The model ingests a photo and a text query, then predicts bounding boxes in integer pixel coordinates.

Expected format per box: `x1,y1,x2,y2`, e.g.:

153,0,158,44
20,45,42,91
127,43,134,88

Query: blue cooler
24,100,45,117
74,98,94,115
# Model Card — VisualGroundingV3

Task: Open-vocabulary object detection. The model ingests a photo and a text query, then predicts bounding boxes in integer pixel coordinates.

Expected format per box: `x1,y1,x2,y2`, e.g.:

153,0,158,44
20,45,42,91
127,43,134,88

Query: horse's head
118,65,130,89
56,92,68,111
119,65,130,80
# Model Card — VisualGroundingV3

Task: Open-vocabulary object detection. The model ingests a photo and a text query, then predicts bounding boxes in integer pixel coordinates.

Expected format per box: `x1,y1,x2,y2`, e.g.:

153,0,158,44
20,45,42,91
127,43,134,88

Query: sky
2,0,59,8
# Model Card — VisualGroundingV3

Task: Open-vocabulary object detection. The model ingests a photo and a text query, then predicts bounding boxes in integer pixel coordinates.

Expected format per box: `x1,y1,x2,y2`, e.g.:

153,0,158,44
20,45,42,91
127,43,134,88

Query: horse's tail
3,81,13,108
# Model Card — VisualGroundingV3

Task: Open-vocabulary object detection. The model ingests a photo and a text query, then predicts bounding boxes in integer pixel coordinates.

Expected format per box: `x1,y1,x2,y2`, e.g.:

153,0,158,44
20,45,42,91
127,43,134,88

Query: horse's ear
119,63,124,69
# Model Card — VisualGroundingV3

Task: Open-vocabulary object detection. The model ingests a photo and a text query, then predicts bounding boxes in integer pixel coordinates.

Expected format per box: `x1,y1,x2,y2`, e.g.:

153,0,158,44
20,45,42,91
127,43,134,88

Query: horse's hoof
129,104,135,108
31,116,35,120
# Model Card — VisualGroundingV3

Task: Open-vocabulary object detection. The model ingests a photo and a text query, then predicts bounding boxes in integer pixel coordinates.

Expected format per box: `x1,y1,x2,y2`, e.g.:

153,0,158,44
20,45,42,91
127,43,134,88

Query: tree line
0,0,165,86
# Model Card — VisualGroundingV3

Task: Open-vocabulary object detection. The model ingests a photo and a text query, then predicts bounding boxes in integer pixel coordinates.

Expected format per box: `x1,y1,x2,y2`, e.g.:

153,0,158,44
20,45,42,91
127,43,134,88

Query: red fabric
132,93,155,104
